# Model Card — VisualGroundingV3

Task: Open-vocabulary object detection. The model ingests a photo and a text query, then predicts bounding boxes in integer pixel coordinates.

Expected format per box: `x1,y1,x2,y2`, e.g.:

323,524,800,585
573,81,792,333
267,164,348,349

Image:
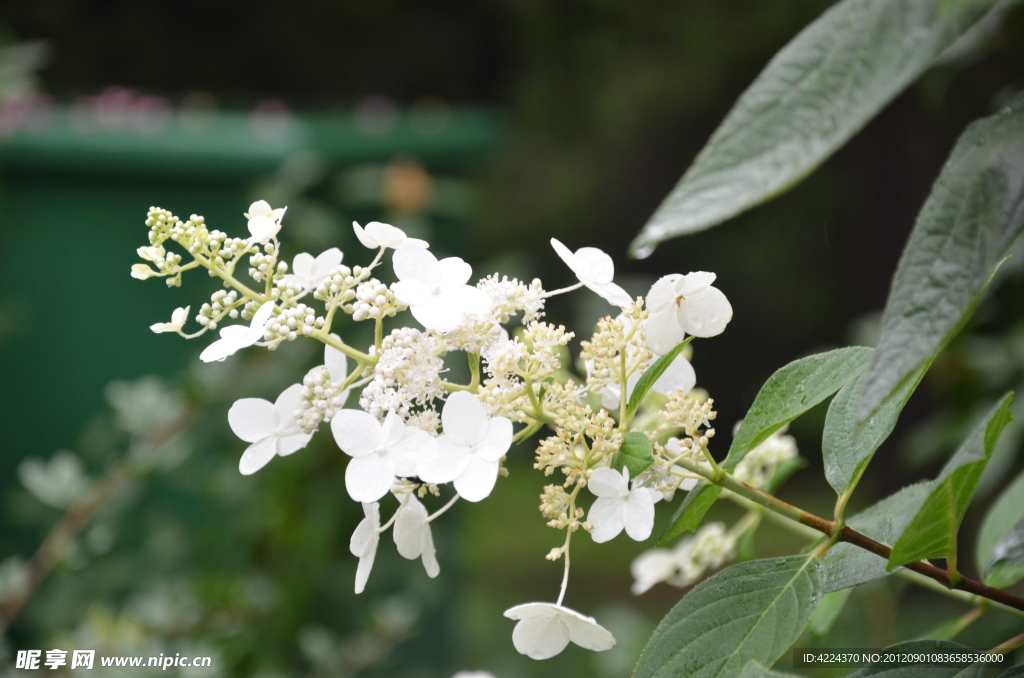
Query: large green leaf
986,514,1024,588
633,555,823,678
975,467,1024,578
629,0,989,254
725,347,872,469
821,482,933,593
657,482,722,545
845,640,988,678
859,92,1024,419
740,662,802,678
823,363,926,495
888,394,1015,570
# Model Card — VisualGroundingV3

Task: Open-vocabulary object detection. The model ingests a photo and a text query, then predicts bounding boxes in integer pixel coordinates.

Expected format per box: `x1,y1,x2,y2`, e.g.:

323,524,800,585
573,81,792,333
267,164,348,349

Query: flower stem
426,493,460,524
542,282,584,299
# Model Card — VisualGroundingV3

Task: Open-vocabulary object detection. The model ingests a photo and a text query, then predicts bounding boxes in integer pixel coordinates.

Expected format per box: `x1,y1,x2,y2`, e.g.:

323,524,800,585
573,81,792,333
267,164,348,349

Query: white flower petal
445,285,493,318
353,221,376,249
623,490,656,541
561,609,616,652
245,200,273,219
586,280,632,307
437,257,473,290
600,384,622,411
251,301,277,331
652,355,696,395
503,603,558,620
587,467,628,497
228,398,275,442
475,417,513,462
247,215,280,244
678,271,716,297
325,344,348,386
571,247,615,284
417,436,472,484
453,454,500,502
239,437,278,475
393,245,440,285
199,330,247,362
394,494,429,559
645,307,686,356
346,454,395,503
678,286,732,338
442,391,488,447
276,432,312,457
390,426,432,477
292,252,315,279
350,503,380,594
354,221,408,249
411,296,467,332
392,279,434,307
646,274,682,314
332,410,383,458
511,614,570,660
588,497,625,543
313,247,343,276
273,384,306,426
550,238,577,273
421,519,440,578
679,477,700,491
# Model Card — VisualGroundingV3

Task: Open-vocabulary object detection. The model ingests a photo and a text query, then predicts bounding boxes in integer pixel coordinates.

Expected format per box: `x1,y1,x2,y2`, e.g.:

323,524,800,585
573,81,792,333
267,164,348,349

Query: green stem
193,253,265,303
513,420,544,444
468,352,481,390
374,315,384,351
310,329,374,365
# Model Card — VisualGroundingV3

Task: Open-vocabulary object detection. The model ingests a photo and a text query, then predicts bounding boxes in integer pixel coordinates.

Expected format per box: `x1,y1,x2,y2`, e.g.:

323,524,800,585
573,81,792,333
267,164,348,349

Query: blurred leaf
725,347,872,468
846,640,988,677
986,514,1024,588
657,482,722,546
859,92,1024,420
821,482,933,593
613,432,655,477
888,394,1015,571
767,455,806,494
629,0,989,254
823,363,926,495
807,588,852,638
633,555,823,678
999,665,1024,677
976,467,1024,576
626,337,693,419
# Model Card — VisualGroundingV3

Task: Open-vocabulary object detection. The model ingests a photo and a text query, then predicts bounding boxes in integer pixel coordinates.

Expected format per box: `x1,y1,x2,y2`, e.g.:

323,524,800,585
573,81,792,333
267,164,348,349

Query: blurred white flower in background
18,451,89,508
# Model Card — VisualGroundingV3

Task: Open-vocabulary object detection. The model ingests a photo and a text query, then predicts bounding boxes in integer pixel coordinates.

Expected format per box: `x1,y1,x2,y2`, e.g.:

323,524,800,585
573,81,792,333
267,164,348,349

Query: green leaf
986,514,1024,588
976,467,1024,578
823,362,927,495
740,662,802,678
657,482,722,546
767,455,806,494
888,393,1015,571
846,640,988,678
629,0,989,254
613,432,655,477
632,555,823,678
807,587,852,638
998,666,1024,678
859,92,1024,419
821,482,933,593
725,347,872,469
626,337,693,419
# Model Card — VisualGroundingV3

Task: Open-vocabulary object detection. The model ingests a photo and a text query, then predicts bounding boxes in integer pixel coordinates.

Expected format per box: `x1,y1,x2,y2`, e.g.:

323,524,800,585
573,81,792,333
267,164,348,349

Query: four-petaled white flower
284,248,343,290
245,200,287,244
150,306,190,334
199,301,276,362
350,502,380,594
550,239,632,307
645,272,732,355
332,409,431,502
391,245,491,332
353,221,415,250
229,384,313,475
503,603,616,660
587,467,660,543
393,493,440,578
417,392,512,502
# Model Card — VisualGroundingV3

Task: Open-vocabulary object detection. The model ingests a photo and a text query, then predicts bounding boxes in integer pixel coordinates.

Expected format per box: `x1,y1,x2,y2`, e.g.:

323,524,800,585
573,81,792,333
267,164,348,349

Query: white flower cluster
133,200,747,661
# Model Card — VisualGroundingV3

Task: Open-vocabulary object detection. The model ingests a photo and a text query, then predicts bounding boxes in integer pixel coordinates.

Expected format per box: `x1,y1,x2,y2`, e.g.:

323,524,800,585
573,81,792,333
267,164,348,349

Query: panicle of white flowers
133,202,744,662
359,328,446,418
732,429,798,489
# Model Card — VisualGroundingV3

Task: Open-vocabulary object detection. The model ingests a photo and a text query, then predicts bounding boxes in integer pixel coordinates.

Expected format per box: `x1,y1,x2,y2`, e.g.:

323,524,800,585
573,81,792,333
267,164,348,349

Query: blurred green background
1,1,1024,675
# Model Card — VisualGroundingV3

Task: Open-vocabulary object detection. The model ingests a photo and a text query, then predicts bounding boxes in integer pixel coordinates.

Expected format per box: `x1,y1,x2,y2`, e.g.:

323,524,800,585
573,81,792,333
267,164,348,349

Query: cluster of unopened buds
135,200,799,661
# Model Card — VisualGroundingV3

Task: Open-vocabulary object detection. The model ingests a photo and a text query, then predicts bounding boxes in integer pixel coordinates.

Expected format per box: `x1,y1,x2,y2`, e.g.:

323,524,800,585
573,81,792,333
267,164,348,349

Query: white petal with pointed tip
453,454,500,502
239,437,277,475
